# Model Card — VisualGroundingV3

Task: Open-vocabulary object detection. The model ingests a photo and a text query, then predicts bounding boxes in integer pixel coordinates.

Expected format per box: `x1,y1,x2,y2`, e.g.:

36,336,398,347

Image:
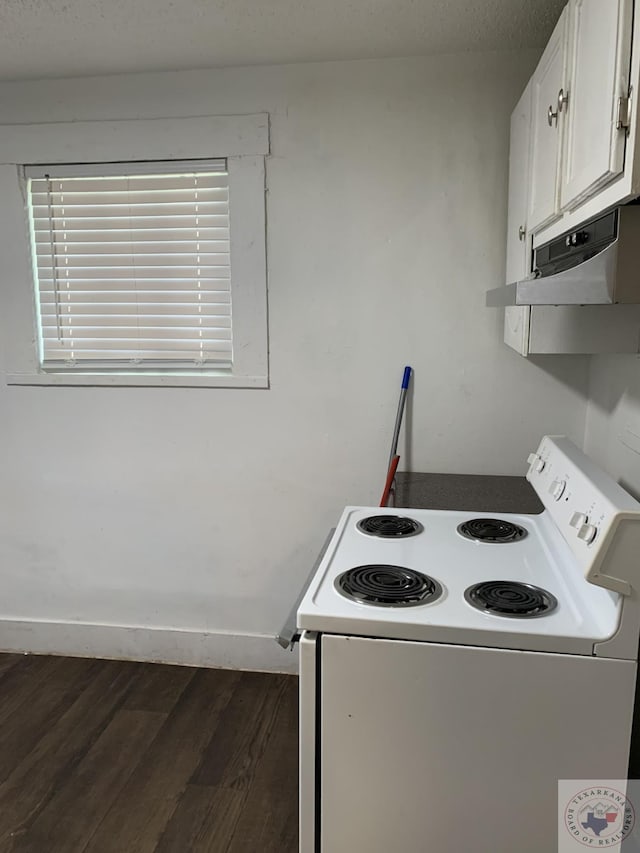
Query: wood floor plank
0,658,300,853
226,676,298,853
8,709,166,853
190,671,289,790
0,657,100,785
0,659,142,846
83,667,241,853
0,655,67,729
153,784,245,853
0,655,23,682
123,662,195,713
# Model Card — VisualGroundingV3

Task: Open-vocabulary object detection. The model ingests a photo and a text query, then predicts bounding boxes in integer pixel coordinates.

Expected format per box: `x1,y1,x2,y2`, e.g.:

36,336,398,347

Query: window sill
6,372,269,389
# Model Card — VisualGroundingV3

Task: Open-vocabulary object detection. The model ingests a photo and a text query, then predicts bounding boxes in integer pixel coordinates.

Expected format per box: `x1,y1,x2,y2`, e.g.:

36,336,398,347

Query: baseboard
0,619,299,674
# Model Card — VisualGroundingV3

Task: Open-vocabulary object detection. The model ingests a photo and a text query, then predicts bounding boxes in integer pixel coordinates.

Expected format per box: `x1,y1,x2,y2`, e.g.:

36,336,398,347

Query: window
0,113,268,387
28,161,233,371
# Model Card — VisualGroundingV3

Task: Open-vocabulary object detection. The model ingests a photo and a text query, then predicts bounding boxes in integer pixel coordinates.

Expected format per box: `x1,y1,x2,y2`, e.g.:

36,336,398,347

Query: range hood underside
487,240,622,306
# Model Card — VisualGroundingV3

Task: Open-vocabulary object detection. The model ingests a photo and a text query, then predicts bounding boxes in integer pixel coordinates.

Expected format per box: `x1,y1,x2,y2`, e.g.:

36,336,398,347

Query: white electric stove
296,436,640,853
298,506,621,656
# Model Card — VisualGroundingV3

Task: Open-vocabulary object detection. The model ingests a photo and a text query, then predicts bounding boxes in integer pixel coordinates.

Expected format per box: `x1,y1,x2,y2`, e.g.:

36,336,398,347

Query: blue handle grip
401,366,412,390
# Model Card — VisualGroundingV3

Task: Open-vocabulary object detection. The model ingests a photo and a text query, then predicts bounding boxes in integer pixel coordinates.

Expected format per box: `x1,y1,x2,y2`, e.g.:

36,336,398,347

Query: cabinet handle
557,88,569,113
518,225,526,241
547,105,558,127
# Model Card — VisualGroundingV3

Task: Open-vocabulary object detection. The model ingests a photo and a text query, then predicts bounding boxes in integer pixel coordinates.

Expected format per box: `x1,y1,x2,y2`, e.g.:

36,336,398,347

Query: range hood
487,206,640,307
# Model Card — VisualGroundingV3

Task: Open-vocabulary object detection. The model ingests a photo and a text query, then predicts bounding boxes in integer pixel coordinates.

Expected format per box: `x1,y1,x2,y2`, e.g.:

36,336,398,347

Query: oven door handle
275,529,336,650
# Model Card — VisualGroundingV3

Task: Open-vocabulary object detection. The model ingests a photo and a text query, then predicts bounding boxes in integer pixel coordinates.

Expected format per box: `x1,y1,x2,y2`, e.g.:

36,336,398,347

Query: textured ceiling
0,0,565,82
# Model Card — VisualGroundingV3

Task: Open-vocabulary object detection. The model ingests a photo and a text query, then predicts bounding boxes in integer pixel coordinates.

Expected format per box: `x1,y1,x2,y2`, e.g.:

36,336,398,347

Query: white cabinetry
504,83,532,356
531,0,637,246
525,0,632,233
528,10,569,232
506,85,532,285
561,0,633,210
503,49,640,357
500,0,640,356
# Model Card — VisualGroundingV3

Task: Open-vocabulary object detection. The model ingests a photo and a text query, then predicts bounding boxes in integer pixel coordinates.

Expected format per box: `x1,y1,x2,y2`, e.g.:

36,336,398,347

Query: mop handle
380,455,401,508
388,366,412,469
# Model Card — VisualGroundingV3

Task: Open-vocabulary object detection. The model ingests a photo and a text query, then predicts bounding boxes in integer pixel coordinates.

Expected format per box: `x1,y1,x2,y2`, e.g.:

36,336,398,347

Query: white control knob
570,512,588,529
527,453,545,473
549,479,566,501
577,523,598,544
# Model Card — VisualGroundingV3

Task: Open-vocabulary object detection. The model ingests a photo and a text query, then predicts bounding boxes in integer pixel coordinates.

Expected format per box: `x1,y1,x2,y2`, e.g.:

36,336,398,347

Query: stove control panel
569,511,589,529
549,479,566,501
526,435,640,595
577,522,598,544
527,453,545,473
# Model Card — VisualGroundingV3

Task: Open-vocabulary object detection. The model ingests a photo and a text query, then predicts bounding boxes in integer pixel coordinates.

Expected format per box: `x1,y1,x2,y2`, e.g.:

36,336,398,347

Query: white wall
584,355,640,500
0,52,591,670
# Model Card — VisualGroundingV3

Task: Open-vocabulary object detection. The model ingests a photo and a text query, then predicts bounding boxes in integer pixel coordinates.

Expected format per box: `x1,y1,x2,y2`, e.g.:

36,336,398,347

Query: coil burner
336,565,442,608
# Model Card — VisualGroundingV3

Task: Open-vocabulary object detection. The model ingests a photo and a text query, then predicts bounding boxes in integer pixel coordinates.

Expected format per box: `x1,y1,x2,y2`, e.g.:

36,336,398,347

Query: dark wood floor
0,654,298,852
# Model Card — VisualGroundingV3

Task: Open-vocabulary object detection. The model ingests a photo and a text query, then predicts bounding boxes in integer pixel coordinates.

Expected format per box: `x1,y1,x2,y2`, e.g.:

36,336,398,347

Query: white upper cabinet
497,0,640,357
506,84,532,284
561,0,633,210
527,10,569,232
505,84,532,355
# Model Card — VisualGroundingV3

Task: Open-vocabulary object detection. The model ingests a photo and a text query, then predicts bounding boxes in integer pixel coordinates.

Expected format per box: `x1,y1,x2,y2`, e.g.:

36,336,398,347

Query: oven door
318,634,636,853
275,530,335,650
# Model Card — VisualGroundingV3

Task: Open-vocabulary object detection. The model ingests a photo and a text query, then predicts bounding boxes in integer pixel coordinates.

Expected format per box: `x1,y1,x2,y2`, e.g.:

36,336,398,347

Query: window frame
0,114,269,388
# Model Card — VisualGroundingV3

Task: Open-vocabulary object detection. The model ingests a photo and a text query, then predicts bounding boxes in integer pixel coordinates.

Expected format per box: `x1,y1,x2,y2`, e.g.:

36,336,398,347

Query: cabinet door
506,84,532,284
527,9,568,233
560,0,633,210
504,306,531,356
505,83,533,356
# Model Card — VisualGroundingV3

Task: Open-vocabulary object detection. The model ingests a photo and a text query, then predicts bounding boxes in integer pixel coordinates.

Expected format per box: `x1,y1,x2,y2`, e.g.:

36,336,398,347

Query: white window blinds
27,160,232,369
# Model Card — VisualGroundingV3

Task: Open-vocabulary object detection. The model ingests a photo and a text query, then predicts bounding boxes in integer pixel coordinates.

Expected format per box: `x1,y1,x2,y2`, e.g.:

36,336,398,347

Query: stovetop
297,506,621,655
